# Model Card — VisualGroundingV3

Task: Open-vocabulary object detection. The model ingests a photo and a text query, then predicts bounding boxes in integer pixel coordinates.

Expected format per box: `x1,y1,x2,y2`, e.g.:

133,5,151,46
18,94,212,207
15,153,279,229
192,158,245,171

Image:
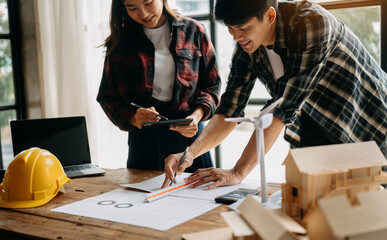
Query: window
292,187,298,197
172,0,209,15
2,0,385,172
330,6,381,64
0,0,25,169
313,0,383,66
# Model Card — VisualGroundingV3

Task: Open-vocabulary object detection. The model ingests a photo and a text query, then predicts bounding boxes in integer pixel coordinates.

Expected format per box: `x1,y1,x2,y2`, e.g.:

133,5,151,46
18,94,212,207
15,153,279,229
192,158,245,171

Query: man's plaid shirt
97,17,221,131
216,1,387,148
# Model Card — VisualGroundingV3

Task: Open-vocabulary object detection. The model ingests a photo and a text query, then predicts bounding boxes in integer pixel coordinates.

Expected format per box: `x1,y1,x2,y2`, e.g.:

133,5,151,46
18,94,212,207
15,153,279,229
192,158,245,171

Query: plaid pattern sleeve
173,17,221,120
97,55,136,131
97,17,220,131
278,1,387,147
217,1,387,148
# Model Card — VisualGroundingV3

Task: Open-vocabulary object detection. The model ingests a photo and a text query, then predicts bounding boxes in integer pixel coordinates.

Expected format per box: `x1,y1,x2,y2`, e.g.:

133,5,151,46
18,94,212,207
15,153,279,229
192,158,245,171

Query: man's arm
162,113,237,187
186,116,284,190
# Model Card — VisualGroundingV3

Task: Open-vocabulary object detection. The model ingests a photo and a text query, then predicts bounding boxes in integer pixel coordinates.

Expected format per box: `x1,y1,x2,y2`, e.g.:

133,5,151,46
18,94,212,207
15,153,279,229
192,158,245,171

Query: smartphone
215,188,260,204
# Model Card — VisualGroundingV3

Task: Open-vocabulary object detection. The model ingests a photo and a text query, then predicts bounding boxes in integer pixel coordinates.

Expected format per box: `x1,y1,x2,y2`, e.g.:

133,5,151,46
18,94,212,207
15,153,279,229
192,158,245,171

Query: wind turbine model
225,97,283,203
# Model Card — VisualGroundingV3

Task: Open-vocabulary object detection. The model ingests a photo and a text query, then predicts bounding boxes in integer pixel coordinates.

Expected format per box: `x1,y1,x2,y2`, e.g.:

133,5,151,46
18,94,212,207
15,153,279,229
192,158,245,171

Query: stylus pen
169,147,189,186
130,102,169,120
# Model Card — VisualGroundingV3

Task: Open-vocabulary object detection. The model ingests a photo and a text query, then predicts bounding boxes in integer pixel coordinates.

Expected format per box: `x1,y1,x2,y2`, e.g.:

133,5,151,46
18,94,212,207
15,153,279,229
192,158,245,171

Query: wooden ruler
145,179,200,203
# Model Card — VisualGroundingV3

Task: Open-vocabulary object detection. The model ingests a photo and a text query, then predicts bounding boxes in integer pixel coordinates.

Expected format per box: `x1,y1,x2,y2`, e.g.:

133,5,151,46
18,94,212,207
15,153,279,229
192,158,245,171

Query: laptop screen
10,116,91,166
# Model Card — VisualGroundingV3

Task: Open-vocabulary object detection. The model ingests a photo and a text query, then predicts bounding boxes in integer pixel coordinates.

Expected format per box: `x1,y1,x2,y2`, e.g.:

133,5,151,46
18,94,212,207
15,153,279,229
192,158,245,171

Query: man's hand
161,150,194,188
184,168,243,190
134,107,160,129
161,114,239,188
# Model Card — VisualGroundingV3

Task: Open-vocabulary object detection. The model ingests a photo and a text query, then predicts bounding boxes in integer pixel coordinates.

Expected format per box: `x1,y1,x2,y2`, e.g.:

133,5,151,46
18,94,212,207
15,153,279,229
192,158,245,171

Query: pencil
130,102,168,120
169,147,189,186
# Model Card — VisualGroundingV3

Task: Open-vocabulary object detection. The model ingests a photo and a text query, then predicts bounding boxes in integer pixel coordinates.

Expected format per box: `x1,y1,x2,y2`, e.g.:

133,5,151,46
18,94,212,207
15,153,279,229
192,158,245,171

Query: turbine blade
225,117,252,122
258,97,284,118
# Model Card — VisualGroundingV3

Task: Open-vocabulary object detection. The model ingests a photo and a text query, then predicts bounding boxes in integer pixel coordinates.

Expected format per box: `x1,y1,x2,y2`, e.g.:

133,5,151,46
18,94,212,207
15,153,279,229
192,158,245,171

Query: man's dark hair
214,0,278,26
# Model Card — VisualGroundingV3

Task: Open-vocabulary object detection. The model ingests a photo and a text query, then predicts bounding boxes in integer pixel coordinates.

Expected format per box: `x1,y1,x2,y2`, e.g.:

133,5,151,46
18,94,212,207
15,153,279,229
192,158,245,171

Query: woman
97,0,221,171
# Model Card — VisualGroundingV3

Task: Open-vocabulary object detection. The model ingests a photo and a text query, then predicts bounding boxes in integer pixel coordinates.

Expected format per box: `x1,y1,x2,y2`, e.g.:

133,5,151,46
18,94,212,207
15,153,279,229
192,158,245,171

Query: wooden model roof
317,190,387,238
238,195,306,239
282,141,387,175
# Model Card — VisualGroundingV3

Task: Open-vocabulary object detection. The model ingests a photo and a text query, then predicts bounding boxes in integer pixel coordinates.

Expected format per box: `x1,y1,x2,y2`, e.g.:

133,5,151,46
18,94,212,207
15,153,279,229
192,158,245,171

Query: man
162,0,387,189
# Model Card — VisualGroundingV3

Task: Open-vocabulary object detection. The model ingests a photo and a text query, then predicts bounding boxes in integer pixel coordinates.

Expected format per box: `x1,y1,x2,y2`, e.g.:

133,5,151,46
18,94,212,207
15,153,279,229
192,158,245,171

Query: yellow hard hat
0,147,71,208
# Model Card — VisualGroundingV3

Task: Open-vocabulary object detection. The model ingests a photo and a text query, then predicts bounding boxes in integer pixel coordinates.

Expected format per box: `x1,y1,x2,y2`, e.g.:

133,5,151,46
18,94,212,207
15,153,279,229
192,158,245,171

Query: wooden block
238,195,297,240
221,211,258,240
181,227,233,240
270,209,307,235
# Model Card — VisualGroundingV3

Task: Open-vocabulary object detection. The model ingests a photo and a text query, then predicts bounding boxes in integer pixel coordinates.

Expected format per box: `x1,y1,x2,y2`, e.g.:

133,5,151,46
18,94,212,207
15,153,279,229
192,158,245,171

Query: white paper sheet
171,183,257,200
52,174,259,231
122,173,259,201
52,189,220,231
121,173,191,192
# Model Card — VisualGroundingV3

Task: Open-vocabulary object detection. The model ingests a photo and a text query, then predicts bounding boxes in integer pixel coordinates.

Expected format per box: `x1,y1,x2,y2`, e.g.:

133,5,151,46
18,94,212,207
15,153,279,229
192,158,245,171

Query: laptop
10,116,106,178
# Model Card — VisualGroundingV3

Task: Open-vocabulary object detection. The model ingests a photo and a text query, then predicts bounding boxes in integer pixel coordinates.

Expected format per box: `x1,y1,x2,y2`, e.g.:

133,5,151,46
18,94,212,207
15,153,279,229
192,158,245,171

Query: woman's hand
169,119,199,138
184,168,243,190
134,107,160,129
170,107,204,138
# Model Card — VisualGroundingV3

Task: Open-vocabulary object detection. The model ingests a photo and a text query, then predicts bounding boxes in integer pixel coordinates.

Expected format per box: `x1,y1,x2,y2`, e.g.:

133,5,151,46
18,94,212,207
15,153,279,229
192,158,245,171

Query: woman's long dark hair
103,0,179,55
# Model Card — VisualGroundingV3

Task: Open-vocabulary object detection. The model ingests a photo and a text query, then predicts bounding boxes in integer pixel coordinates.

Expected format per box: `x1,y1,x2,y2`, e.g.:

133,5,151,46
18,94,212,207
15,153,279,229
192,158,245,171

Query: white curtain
37,0,128,168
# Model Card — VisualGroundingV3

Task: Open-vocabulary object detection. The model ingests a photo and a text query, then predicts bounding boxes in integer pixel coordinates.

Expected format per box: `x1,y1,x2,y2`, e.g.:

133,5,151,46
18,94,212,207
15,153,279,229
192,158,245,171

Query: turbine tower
225,98,283,203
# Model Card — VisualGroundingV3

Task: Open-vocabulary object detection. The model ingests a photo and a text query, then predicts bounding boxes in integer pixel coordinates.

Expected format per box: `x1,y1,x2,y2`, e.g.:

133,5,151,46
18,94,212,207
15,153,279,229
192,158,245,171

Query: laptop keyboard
63,164,105,178
64,165,92,172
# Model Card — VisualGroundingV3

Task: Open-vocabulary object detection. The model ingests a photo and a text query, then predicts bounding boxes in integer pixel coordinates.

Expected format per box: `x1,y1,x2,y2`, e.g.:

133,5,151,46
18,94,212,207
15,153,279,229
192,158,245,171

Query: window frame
318,0,381,9
0,0,26,168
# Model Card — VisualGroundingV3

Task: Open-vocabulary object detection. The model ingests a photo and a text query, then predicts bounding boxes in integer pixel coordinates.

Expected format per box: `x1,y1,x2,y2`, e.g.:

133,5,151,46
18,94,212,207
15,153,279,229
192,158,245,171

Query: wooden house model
281,141,387,222
305,190,387,240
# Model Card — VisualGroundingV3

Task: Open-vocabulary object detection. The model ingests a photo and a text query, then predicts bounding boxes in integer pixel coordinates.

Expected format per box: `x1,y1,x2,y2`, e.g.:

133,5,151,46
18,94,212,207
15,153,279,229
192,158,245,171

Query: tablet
142,118,193,128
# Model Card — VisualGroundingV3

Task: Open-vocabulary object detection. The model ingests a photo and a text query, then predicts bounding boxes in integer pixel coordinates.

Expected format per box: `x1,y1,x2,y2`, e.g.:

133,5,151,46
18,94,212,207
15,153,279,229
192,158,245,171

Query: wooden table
0,168,280,240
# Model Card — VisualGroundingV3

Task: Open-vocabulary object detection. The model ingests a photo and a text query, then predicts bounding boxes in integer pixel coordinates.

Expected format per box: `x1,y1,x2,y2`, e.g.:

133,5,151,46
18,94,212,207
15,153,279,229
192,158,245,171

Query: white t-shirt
264,46,284,81
144,22,175,102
